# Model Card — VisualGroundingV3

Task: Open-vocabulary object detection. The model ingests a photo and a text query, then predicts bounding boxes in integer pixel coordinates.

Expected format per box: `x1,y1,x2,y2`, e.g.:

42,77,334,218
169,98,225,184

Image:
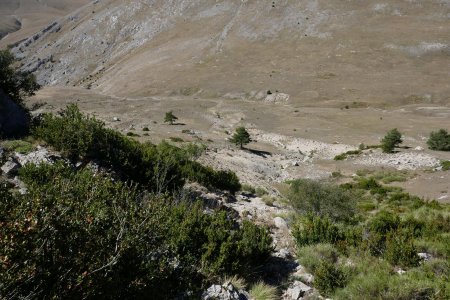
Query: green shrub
346,150,362,155
142,127,150,131
255,187,268,197
181,143,206,160
261,195,275,206
368,211,400,235
126,131,140,137
297,243,340,273
293,215,345,247
1,139,34,154
334,153,347,161
427,129,450,151
314,261,348,296
357,177,381,190
442,160,450,171
241,184,256,194
169,137,184,143
287,179,356,222
33,104,104,159
333,257,392,300
384,230,420,268
1,163,271,298
33,105,241,193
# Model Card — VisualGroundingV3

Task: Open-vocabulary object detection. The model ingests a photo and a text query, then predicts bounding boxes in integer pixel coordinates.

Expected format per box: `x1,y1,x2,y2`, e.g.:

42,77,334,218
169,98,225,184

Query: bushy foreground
33,104,240,193
288,177,450,299
0,163,272,299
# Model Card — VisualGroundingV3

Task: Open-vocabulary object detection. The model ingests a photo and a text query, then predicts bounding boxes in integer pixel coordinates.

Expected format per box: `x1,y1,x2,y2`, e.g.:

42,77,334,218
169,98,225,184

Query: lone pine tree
230,127,251,149
164,111,178,125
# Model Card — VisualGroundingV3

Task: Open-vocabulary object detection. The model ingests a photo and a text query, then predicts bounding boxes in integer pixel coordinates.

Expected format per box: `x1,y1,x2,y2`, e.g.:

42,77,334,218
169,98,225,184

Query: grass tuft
249,282,278,300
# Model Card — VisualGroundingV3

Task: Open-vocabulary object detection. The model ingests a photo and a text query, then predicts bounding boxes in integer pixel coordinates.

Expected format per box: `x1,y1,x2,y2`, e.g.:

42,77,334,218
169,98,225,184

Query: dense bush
381,128,402,153
287,179,356,222
427,129,450,151
0,163,271,299
384,230,420,268
333,253,449,300
314,261,348,296
292,174,450,299
33,105,241,193
297,243,340,273
368,211,400,235
293,215,345,247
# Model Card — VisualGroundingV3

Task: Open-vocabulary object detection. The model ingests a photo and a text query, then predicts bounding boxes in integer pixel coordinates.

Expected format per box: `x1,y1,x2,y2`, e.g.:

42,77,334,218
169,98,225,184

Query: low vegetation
287,174,450,299
334,149,362,161
249,281,278,300
442,160,450,171
0,162,272,298
0,106,273,298
427,129,450,151
1,139,34,154
33,104,241,194
287,179,356,222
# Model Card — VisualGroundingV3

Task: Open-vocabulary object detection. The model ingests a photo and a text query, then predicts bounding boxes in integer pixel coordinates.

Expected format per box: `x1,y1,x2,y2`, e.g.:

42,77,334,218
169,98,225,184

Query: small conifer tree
427,129,450,151
164,111,178,125
381,128,402,153
230,127,251,149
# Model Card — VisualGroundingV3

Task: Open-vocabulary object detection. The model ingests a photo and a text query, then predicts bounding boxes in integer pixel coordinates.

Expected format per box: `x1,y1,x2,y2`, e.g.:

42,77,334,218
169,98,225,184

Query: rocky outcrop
1,158,20,177
14,146,60,166
284,281,313,300
201,282,249,300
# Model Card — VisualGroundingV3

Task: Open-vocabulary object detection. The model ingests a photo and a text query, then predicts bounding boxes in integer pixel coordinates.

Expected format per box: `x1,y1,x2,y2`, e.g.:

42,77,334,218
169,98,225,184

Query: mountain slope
8,0,450,105
0,0,90,46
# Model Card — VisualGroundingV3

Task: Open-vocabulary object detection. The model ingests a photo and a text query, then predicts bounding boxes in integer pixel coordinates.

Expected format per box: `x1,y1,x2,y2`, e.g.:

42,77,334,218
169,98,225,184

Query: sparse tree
230,127,251,149
164,111,178,125
0,49,40,107
427,129,450,151
1,49,40,137
381,128,402,153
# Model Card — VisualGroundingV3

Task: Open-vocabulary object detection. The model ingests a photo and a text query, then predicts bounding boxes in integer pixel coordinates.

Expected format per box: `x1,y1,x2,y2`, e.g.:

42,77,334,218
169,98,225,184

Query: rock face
1,158,20,177
0,89,29,137
7,0,450,106
202,283,249,300
14,146,59,166
284,281,313,300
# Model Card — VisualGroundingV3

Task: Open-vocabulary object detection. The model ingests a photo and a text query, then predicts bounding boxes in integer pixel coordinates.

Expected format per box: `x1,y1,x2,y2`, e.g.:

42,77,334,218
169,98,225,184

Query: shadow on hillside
246,148,272,158
251,255,298,288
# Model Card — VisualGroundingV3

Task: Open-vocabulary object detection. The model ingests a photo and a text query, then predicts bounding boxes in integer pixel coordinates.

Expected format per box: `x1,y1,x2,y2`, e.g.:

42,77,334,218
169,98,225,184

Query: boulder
14,146,59,166
275,248,291,259
264,92,290,103
418,252,432,261
1,159,20,177
285,281,312,300
201,283,249,300
273,217,288,229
